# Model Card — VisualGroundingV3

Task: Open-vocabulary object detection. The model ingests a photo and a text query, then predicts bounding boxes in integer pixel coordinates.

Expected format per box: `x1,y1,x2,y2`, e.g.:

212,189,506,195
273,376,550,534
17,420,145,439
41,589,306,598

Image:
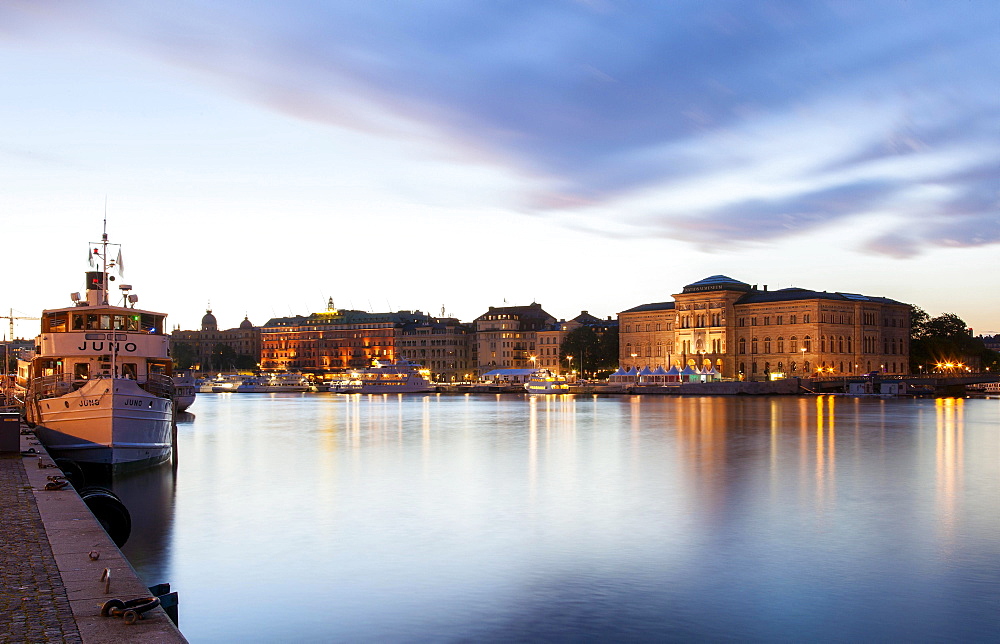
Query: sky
2,1,998,338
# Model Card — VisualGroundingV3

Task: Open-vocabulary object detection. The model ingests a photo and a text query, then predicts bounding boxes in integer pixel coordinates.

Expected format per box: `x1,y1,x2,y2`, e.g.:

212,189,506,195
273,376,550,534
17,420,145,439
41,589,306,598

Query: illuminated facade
475,303,555,375
260,302,436,377
619,275,911,380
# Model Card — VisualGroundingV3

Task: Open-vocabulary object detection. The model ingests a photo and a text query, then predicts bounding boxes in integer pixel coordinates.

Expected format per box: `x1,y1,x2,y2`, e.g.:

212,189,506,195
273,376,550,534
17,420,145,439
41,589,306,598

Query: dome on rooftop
201,309,218,332
239,316,253,329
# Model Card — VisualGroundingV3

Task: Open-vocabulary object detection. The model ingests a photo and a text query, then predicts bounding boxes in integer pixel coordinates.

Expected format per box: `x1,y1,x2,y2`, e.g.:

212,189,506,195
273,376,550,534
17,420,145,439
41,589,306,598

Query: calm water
114,393,1000,643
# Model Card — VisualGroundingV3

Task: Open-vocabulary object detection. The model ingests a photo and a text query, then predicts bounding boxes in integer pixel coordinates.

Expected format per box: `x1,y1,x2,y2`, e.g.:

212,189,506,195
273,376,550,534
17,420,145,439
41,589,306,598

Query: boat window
73,363,90,380
86,314,100,330
121,363,137,379
113,315,128,330
127,315,139,331
100,314,112,330
46,314,67,333
72,314,85,330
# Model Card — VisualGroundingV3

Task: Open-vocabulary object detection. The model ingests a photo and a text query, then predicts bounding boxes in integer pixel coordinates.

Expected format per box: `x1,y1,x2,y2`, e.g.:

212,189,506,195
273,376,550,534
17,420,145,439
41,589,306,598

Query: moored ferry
353,359,434,393
17,228,174,473
523,369,571,394
235,373,312,393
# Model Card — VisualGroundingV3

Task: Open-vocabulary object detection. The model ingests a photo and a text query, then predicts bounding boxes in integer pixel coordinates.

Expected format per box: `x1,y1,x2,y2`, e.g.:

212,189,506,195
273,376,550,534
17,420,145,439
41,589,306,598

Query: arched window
838,336,844,353
777,337,785,353
739,338,746,354
751,337,758,354
804,336,812,352
764,337,771,353
821,336,827,352
790,336,798,352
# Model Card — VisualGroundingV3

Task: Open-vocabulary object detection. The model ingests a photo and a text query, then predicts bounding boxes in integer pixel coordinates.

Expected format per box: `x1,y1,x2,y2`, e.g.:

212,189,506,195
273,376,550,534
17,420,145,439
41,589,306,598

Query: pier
1,421,185,643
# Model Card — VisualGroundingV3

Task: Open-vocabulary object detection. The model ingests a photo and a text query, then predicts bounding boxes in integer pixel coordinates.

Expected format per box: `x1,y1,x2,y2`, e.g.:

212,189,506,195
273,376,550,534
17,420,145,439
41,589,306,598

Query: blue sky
2,1,998,336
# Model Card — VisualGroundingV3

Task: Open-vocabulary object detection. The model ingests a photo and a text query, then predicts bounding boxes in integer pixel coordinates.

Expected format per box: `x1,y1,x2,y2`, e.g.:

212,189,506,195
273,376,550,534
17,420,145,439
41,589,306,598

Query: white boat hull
28,378,172,472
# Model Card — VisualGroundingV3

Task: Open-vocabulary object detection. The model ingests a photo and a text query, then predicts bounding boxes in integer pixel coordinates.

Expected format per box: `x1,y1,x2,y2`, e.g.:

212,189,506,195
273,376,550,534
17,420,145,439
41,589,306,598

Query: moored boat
234,372,312,393
353,359,434,393
18,227,174,473
523,369,571,394
173,372,196,411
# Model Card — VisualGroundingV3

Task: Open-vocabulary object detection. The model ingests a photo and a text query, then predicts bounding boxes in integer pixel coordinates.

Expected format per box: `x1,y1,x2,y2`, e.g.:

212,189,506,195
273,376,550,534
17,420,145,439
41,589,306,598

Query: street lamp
566,355,573,377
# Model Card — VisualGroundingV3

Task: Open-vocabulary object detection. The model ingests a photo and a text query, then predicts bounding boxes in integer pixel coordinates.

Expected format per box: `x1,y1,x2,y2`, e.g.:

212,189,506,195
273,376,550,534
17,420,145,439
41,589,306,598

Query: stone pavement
1,430,185,643
0,450,82,643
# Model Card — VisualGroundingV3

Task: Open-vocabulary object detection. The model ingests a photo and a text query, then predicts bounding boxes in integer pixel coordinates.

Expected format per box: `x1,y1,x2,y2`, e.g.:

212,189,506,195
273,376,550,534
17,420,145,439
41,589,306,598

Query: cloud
3,0,998,256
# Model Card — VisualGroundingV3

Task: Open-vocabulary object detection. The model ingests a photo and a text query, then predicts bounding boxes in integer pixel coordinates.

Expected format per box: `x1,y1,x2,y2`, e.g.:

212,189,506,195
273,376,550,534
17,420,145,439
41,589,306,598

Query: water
114,393,1000,642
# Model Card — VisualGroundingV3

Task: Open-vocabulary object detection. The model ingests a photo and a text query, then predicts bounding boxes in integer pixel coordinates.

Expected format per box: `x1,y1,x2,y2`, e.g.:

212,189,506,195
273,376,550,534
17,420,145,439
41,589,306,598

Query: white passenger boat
18,228,174,473
523,370,571,394
353,359,434,393
234,373,312,393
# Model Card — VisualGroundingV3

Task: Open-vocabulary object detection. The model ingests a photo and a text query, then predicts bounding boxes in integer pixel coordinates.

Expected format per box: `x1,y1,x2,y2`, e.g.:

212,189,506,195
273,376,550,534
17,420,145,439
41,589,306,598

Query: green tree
560,326,619,378
909,305,930,339
910,311,996,372
172,342,197,371
210,343,239,372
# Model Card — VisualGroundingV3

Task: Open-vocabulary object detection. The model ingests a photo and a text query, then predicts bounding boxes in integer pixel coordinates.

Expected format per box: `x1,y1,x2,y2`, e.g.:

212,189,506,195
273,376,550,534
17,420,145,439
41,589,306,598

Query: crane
1,309,40,341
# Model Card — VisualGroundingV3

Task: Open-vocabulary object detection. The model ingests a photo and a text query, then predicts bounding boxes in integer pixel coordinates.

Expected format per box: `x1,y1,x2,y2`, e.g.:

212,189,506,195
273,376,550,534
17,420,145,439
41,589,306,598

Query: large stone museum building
619,275,911,380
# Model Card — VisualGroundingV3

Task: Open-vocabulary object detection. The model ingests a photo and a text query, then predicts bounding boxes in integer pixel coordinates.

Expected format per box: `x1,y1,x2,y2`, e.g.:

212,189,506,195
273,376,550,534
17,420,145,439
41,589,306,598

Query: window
751,338,758,354
777,337,784,353
790,314,797,325
764,337,771,353
804,336,812,352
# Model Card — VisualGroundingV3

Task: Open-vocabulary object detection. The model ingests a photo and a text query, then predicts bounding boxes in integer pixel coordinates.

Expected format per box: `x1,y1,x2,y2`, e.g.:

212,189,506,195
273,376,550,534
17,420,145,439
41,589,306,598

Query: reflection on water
110,394,1000,642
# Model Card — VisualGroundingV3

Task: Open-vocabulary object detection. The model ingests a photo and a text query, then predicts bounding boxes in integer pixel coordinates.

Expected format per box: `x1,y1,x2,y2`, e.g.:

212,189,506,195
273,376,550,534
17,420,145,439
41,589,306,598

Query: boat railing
144,373,175,399
30,373,78,400
30,372,175,400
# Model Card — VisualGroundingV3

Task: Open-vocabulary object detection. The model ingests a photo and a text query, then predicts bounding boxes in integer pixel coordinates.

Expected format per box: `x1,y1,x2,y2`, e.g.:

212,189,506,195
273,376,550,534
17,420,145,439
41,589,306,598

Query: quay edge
8,424,186,643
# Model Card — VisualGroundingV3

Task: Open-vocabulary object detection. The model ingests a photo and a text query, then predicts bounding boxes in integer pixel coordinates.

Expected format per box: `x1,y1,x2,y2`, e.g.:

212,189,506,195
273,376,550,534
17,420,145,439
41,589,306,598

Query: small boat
173,372,197,411
353,359,433,393
234,373,312,393
523,369,571,394
18,226,175,473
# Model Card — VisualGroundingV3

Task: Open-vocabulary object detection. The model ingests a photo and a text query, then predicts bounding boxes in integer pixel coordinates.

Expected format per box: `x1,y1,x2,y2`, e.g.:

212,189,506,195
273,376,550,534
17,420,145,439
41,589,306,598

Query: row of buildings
169,275,913,381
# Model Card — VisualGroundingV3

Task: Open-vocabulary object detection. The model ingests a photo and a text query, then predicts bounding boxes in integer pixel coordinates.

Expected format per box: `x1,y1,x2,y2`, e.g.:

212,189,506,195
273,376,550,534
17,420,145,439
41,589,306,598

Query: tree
210,343,239,372
910,311,995,372
560,326,619,378
909,305,930,339
172,342,197,371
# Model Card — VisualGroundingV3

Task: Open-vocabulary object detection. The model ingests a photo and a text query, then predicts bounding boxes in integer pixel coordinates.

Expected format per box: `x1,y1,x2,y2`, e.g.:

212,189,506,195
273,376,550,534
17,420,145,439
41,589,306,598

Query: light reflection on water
117,394,1000,642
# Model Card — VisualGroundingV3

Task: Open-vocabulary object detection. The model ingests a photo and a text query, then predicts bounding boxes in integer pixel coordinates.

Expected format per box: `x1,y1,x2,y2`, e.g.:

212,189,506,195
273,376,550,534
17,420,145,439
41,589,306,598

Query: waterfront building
397,318,474,382
170,309,260,372
474,303,555,376
260,300,435,377
619,275,911,380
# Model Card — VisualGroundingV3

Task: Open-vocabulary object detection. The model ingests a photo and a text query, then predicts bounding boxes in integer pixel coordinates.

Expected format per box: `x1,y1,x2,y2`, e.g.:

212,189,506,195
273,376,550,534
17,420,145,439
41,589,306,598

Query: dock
1,422,185,643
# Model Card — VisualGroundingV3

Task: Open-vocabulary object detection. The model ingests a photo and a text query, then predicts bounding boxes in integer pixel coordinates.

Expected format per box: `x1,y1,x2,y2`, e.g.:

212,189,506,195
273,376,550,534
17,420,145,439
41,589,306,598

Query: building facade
397,318,474,382
170,309,260,372
260,301,437,377
620,275,911,379
474,303,555,375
